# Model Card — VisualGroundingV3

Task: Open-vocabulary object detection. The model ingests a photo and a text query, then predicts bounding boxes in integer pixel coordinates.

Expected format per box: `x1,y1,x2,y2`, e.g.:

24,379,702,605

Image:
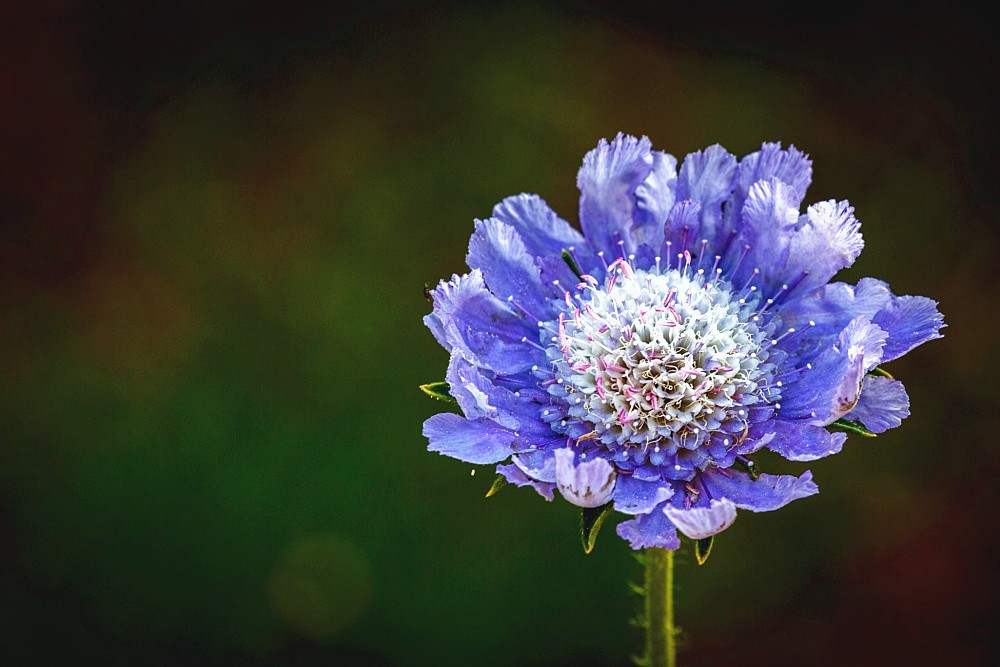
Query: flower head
423,135,943,551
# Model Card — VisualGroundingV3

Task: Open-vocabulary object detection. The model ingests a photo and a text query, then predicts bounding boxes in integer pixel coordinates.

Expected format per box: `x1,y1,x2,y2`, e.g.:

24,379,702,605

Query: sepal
694,536,715,565
419,381,457,403
828,418,876,438
580,502,614,554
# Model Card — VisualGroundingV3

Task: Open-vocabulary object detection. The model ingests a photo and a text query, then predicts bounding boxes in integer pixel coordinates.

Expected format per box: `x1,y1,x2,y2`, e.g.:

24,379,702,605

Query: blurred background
1,2,995,665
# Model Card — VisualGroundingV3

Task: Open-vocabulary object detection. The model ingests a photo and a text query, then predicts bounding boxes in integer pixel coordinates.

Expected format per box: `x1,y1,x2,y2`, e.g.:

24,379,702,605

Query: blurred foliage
0,3,994,665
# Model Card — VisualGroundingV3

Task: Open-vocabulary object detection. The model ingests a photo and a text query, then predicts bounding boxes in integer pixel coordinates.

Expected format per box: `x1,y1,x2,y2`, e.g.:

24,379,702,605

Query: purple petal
577,133,654,257
780,278,893,357
732,142,812,213
785,200,864,296
467,218,551,316
755,419,847,461
423,270,541,375
727,177,801,297
701,468,818,512
496,462,556,501
616,503,681,550
664,498,738,539
674,144,738,250
845,376,910,433
423,413,521,465
871,294,945,362
612,475,675,515
512,449,557,483
660,199,702,258
490,193,586,259
633,150,678,248
445,352,546,435
554,448,616,508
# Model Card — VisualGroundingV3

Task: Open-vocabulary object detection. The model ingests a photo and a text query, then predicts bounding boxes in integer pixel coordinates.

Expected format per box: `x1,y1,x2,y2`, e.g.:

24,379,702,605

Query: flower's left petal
844,376,910,433
554,448,617,508
445,351,547,435
727,177,801,297
754,419,847,461
784,200,864,296
616,503,681,550
779,315,887,424
612,475,675,515
633,150,678,249
467,218,552,317
700,468,818,512
423,413,522,465
664,498,737,539
577,133,654,257
871,294,945,362
496,462,556,500
423,270,541,375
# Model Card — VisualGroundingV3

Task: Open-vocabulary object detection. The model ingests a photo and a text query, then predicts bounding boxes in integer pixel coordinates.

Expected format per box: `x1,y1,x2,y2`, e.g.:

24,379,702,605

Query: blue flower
423,135,944,550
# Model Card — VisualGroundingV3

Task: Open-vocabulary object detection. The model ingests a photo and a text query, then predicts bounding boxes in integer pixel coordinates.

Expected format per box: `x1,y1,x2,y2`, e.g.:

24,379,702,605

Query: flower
423,135,944,551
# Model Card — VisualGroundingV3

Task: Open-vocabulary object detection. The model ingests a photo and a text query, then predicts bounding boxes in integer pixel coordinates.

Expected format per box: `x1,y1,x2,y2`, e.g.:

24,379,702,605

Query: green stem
644,547,677,667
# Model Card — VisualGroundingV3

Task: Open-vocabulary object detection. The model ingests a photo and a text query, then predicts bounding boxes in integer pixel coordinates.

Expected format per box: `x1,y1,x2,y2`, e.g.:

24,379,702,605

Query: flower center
543,258,780,466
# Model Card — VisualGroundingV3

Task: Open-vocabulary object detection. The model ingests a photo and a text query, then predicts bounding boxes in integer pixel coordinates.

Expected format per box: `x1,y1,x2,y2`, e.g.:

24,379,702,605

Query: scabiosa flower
423,135,943,551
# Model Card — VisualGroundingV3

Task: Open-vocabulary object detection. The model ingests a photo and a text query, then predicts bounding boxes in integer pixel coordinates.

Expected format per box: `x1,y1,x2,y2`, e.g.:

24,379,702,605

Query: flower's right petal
844,376,910,433
616,502,681,550
423,270,542,375
467,218,552,318
779,315,887,424
423,413,522,465
612,475,675,515
577,133,655,257
726,177,801,298
673,144,738,250
496,462,556,501
753,419,847,461
872,294,945,362
554,448,617,508
731,142,812,216
664,498,738,540
784,200,865,297
700,468,818,512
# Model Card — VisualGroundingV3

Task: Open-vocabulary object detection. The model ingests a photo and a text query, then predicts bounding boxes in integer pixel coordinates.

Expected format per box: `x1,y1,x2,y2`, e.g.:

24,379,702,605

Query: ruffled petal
467,218,551,317
612,475,675,515
727,177,801,297
577,133,655,257
779,315,887,424
553,448,616,508
512,449,557,483
445,352,547,435
615,502,681,550
496,462,556,500
700,468,818,512
784,200,864,296
664,498,737,539
732,142,812,214
871,295,945,362
633,151,678,249
673,145,738,250
845,376,910,433
491,193,585,258
755,419,847,461
423,270,542,375
660,199,702,258
423,413,522,465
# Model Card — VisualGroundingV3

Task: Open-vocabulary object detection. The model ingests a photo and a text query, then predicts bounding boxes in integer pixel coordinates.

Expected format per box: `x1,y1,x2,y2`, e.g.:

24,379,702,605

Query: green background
1,3,994,665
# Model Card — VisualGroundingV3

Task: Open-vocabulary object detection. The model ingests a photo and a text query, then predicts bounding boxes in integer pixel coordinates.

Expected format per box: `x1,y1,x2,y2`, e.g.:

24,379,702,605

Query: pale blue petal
732,142,812,213
577,133,654,256
845,376,910,433
554,448,617,508
727,177,801,297
423,413,521,465
633,151,678,248
664,498,738,539
755,419,847,461
512,449,557,483
660,199,703,258
784,200,864,296
445,352,547,435
700,468,818,512
490,193,586,258
612,475,675,515
616,503,681,550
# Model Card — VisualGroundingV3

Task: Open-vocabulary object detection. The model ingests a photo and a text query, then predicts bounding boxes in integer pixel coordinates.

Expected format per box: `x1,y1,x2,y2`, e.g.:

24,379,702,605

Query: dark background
1,2,996,665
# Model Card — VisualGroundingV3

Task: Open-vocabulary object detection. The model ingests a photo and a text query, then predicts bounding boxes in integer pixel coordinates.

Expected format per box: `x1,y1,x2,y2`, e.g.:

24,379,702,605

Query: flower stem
644,547,677,667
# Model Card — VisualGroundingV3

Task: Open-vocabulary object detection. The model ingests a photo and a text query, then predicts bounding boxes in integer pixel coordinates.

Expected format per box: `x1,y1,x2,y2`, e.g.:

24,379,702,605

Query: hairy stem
644,547,677,667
